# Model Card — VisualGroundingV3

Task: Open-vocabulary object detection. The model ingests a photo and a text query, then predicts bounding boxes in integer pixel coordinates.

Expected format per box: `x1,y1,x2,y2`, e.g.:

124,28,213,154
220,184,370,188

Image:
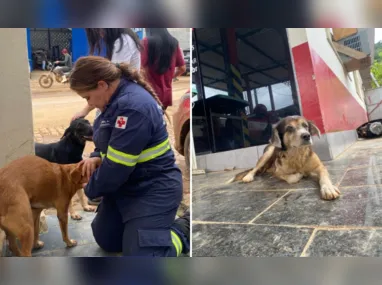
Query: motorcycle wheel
39,75,54,88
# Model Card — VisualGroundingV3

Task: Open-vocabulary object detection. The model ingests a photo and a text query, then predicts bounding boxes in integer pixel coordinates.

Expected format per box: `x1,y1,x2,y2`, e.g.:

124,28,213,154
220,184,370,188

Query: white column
0,28,34,166
190,129,197,170
0,28,34,256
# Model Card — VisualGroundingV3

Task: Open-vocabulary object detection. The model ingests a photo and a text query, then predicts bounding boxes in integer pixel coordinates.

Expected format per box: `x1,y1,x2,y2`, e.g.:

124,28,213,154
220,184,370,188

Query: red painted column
290,29,368,135
292,42,325,133
309,48,368,132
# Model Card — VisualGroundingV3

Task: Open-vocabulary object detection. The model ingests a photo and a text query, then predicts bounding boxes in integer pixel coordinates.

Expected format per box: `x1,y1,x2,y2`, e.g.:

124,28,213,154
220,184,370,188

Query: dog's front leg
68,199,82,220
315,167,341,200
77,188,96,212
32,208,44,249
243,145,275,183
57,204,77,247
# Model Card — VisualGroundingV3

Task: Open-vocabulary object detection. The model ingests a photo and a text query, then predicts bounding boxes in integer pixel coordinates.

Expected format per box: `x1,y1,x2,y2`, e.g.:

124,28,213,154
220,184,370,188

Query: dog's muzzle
301,134,311,141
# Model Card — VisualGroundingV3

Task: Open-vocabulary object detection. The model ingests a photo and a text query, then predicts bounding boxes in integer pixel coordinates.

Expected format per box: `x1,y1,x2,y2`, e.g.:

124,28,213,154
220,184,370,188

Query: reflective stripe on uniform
101,138,171,166
171,230,183,257
107,146,139,167
137,138,171,163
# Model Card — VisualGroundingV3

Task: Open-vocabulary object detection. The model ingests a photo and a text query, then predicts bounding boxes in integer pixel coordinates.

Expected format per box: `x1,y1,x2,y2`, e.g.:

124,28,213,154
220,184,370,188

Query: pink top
141,38,185,107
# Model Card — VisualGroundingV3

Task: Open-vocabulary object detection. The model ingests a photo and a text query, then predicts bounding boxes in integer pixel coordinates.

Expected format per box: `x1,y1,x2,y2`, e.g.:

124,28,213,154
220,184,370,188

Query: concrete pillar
0,28,35,255
0,28,34,164
190,129,197,170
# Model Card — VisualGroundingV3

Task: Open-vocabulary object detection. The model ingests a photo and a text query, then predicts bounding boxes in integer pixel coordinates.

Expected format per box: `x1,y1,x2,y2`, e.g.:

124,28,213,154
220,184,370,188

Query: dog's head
62,118,93,144
270,116,321,150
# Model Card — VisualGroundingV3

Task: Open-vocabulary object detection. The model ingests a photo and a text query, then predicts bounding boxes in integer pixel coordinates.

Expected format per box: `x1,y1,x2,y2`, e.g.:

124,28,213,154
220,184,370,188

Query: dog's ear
61,126,72,139
70,163,86,184
308,120,321,139
270,125,282,148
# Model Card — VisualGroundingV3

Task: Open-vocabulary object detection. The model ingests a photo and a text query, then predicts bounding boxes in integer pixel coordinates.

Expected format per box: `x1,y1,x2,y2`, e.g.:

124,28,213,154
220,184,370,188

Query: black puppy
35,117,96,219
35,118,93,163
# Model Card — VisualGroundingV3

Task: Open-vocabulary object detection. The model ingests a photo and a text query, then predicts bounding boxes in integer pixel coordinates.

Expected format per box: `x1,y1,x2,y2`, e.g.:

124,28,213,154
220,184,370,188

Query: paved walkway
193,137,382,257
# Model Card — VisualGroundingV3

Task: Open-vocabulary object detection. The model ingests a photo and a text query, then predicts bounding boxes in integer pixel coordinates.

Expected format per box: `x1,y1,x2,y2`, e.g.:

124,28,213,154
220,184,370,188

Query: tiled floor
192,137,382,257
3,211,118,257
3,210,189,257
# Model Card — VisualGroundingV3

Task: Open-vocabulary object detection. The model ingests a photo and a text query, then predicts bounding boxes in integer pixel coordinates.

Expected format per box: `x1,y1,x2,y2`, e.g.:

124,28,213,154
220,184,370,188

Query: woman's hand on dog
82,157,102,181
71,105,94,122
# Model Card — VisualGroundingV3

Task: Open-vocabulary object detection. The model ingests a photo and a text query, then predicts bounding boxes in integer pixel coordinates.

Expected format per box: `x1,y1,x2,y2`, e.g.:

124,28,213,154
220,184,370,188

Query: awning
332,41,372,72
331,28,374,90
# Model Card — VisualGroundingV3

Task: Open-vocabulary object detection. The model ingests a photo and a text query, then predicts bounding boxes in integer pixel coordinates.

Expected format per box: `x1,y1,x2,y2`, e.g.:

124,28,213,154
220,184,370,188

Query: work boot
172,208,190,254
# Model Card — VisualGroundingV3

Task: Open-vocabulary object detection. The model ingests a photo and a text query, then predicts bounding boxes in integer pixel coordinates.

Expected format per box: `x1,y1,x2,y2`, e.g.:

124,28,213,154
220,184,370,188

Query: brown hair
69,56,169,120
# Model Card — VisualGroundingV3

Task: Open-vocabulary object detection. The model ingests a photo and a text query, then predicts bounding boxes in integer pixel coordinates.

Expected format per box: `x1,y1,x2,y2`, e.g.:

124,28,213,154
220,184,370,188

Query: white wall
0,28,34,167
287,28,308,48
168,28,190,51
0,28,34,256
366,87,382,120
305,28,366,110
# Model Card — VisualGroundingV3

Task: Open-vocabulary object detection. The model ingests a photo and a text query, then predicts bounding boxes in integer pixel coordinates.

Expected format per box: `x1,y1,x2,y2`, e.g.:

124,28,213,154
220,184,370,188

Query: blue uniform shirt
85,77,183,221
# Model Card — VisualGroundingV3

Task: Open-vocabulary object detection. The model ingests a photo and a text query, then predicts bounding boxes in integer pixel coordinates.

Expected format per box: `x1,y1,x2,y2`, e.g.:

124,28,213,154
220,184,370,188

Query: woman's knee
91,216,123,253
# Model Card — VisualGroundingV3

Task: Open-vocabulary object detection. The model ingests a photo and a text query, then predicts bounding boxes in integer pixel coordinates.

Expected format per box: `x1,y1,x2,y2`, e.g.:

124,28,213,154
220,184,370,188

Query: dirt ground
30,71,190,215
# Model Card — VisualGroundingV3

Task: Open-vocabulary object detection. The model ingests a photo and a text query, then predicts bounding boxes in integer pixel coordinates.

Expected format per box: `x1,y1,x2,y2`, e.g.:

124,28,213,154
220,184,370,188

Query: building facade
192,28,374,172
26,28,145,70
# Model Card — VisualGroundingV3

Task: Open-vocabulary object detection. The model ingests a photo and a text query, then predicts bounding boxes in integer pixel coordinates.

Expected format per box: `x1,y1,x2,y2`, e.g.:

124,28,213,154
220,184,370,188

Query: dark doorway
192,28,301,154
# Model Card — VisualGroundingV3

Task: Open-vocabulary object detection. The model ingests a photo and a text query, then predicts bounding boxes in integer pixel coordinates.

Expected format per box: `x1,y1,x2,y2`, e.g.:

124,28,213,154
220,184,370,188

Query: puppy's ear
270,126,282,148
308,120,321,138
61,126,72,139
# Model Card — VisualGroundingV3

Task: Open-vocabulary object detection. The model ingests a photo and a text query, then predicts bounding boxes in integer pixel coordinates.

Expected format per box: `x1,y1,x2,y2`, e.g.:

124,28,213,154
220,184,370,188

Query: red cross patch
115,116,128,129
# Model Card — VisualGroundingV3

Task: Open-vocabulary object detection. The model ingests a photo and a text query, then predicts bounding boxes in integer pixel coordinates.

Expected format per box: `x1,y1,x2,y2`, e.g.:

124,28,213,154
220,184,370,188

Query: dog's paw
70,213,82,220
242,173,254,183
320,184,341,200
83,205,96,212
33,240,44,249
66,239,77,247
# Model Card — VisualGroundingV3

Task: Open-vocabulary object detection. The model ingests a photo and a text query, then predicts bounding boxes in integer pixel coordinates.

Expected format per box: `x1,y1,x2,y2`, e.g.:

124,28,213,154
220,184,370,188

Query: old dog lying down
227,116,340,200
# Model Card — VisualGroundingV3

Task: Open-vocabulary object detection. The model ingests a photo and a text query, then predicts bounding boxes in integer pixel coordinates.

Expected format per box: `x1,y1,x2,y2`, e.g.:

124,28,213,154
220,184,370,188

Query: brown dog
227,116,341,200
0,155,88,256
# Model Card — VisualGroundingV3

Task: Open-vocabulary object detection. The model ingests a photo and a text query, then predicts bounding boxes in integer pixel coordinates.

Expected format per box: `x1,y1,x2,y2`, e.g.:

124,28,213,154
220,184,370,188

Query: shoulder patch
115,116,128,129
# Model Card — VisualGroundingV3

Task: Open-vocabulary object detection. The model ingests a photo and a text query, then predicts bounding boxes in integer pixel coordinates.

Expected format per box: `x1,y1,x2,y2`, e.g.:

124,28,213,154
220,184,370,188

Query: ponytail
117,62,171,123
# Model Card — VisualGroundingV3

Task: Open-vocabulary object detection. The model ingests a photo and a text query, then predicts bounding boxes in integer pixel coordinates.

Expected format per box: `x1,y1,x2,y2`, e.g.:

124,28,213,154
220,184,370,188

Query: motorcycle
38,61,71,89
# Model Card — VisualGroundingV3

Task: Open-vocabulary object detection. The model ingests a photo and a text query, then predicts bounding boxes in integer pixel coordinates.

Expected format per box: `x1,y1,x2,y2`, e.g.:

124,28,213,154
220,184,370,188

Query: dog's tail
225,169,252,184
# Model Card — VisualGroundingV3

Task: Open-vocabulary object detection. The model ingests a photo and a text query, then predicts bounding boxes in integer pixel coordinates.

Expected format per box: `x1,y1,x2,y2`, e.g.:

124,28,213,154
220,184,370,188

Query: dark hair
85,28,143,60
69,56,168,117
145,28,179,74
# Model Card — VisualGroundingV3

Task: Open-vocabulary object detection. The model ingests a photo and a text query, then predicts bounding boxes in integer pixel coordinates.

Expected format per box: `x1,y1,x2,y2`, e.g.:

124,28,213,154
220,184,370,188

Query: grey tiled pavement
3,211,118,257
3,210,189,257
192,137,382,257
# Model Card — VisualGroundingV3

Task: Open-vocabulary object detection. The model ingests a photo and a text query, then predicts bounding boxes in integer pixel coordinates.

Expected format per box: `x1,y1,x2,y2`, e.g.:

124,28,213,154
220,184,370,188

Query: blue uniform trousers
91,198,181,257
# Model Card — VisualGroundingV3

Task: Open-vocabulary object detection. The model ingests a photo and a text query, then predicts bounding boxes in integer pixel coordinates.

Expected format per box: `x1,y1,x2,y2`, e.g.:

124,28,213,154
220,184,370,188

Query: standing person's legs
91,199,124,253
122,207,186,257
